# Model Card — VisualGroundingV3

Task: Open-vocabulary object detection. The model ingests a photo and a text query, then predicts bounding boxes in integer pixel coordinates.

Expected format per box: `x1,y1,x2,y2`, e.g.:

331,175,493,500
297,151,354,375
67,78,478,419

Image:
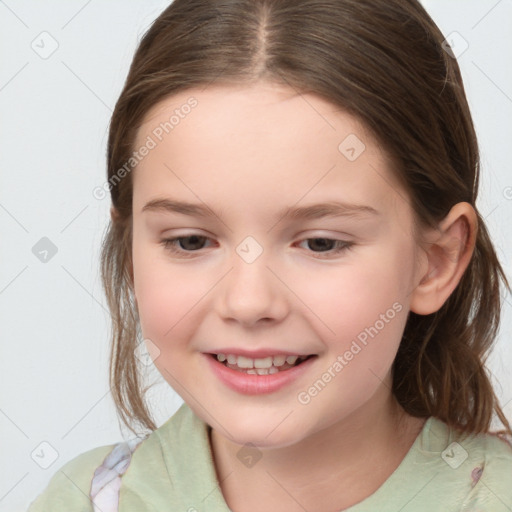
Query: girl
28,0,512,510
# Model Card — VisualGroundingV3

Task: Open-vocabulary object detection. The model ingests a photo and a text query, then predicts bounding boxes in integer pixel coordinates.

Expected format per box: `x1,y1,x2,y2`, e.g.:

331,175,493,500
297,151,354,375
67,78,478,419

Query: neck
210,388,426,512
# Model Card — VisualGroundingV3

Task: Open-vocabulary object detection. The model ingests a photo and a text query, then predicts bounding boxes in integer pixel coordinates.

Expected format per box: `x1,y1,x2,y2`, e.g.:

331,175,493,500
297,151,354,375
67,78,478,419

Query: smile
205,352,317,395
213,353,311,374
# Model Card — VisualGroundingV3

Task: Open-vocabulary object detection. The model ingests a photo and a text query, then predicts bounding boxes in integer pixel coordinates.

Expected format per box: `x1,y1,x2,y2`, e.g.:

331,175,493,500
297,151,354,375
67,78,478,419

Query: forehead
136,82,371,146
132,82,408,221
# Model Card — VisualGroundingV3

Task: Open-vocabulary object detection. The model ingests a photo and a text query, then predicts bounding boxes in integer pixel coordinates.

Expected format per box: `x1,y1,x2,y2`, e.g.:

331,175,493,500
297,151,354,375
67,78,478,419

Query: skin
124,81,477,511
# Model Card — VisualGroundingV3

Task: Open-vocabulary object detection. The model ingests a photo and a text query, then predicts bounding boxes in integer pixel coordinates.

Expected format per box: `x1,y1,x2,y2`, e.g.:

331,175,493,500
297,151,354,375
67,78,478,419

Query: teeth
272,355,286,367
254,356,273,369
237,356,254,368
215,353,309,372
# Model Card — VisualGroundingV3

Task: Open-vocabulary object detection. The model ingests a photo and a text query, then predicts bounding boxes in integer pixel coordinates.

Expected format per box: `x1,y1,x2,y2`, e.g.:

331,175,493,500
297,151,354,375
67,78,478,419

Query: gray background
1,1,511,510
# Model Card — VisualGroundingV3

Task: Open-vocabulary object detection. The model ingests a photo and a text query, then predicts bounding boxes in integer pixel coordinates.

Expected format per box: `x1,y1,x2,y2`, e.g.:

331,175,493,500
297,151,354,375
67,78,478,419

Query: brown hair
101,0,512,438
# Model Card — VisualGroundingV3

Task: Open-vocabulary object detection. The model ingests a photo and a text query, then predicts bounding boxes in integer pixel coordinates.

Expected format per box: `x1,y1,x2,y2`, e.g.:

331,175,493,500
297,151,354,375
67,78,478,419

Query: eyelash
159,235,354,259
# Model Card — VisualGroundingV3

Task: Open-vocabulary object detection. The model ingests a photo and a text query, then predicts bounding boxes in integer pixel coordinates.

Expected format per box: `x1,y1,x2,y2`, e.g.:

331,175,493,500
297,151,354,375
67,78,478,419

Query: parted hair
101,0,512,438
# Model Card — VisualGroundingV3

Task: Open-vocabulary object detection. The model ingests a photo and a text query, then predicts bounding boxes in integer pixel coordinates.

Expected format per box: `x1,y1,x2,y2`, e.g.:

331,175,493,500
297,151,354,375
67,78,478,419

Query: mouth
208,353,315,375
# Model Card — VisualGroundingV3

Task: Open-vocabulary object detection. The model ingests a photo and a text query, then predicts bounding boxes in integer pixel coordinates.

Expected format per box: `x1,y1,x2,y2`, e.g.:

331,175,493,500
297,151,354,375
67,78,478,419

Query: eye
296,238,354,258
160,235,213,257
160,234,354,259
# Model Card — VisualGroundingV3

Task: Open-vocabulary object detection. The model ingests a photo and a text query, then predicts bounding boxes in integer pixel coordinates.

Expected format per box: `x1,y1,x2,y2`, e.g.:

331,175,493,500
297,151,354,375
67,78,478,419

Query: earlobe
110,206,119,223
409,202,478,315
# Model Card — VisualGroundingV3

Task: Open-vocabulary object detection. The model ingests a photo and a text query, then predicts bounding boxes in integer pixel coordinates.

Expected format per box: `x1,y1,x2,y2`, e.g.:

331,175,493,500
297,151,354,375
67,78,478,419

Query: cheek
302,244,413,371
306,257,409,333
136,278,200,342
132,241,201,341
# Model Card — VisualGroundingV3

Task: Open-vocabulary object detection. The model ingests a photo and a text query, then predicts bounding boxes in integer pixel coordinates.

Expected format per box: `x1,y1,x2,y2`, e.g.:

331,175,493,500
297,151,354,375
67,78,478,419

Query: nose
215,250,290,327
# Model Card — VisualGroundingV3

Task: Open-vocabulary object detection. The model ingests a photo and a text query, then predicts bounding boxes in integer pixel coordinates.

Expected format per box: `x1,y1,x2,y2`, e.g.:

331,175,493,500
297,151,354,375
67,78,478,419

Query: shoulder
477,431,512,476
123,402,208,475
464,428,512,469
410,417,512,510
27,444,118,511
457,429,512,510
117,404,226,509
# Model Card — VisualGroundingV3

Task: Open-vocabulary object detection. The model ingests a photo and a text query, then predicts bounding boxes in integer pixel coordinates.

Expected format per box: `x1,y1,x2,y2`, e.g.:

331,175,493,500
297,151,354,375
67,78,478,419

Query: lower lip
204,354,317,395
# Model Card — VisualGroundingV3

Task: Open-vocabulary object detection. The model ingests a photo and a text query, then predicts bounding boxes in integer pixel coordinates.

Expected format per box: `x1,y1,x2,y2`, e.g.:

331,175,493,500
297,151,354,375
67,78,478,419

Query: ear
409,202,478,315
110,206,119,223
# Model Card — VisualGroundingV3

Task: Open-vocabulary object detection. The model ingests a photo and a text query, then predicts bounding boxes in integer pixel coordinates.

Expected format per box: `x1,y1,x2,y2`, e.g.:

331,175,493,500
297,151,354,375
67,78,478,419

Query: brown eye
159,235,354,259
297,238,354,258
160,235,213,257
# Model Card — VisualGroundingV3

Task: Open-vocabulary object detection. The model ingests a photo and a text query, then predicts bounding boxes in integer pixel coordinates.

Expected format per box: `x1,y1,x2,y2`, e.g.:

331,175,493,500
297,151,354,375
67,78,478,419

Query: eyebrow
141,198,379,221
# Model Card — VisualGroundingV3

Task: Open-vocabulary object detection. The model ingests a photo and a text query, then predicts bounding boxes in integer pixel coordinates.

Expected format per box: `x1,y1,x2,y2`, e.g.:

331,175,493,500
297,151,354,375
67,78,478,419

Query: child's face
131,82,427,447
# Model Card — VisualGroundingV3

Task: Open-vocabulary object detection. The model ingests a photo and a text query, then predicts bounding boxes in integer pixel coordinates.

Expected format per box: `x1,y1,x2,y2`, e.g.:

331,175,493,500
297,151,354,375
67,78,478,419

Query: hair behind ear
393,211,511,437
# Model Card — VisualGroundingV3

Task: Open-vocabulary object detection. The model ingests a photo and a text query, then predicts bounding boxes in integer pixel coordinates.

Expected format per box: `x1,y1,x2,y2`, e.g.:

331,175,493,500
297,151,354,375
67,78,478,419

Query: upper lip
205,348,314,358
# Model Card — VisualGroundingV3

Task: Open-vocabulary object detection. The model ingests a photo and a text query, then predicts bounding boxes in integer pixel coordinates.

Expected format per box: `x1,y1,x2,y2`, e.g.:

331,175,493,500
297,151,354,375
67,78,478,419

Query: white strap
90,437,146,512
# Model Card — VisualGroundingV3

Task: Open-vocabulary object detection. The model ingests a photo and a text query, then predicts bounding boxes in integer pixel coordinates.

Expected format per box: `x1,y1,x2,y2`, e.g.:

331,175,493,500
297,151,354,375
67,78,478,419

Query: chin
232,430,304,450
216,413,311,449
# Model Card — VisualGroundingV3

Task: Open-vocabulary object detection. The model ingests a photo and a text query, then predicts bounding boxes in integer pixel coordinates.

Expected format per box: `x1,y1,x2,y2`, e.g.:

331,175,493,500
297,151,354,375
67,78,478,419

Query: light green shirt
28,403,512,511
